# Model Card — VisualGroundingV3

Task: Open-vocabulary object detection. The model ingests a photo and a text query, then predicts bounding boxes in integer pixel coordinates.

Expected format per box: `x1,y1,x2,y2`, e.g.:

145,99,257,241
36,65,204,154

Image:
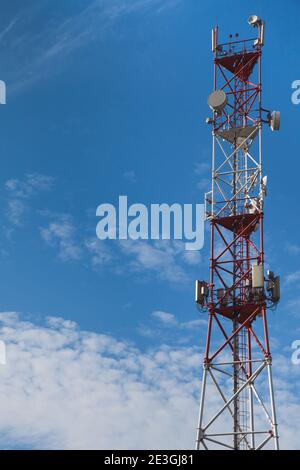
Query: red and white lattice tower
195,16,281,450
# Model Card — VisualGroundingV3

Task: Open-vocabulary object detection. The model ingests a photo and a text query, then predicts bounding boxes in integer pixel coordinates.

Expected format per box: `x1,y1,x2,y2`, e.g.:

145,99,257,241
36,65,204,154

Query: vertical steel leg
267,362,279,450
248,383,255,449
196,366,208,450
248,329,255,450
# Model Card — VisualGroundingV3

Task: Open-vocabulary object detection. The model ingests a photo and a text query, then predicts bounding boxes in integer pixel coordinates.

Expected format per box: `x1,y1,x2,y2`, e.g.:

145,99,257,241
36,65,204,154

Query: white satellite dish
270,111,280,131
248,15,261,27
208,90,227,113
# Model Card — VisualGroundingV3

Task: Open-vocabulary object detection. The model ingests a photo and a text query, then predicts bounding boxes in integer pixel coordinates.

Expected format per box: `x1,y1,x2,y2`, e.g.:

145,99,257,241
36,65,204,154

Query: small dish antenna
270,111,280,131
208,90,227,113
248,15,261,27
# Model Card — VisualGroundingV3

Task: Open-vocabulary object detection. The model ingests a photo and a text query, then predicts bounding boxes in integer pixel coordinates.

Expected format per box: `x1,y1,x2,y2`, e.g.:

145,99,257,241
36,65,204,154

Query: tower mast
195,16,281,450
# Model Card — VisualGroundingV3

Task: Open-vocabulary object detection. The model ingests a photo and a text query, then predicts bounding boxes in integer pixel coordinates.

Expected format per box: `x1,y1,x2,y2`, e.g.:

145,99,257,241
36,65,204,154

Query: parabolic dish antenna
248,15,261,27
208,89,227,112
270,111,280,131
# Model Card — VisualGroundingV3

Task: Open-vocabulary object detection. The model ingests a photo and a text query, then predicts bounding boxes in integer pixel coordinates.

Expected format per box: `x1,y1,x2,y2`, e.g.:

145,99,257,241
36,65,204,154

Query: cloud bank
0,312,299,449
0,312,199,449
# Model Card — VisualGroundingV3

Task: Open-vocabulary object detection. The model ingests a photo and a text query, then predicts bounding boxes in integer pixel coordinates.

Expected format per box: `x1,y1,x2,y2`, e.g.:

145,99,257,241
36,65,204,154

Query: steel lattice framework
195,19,280,451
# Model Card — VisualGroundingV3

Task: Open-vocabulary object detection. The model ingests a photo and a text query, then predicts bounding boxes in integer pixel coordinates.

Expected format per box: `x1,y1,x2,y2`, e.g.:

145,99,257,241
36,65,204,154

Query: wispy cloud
0,18,18,42
182,249,202,266
41,221,202,283
85,237,114,267
40,215,82,261
152,310,177,326
3,0,181,93
3,176,201,284
6,199,27,227
4,173,54,228
5,173,54,199
138,310,207,343
152,310,206,329
119,239,198,283
284,270,300,286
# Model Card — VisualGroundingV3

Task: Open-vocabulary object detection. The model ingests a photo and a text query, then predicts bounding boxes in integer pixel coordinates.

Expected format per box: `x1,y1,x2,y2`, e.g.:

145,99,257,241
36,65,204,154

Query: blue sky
0,0,300,449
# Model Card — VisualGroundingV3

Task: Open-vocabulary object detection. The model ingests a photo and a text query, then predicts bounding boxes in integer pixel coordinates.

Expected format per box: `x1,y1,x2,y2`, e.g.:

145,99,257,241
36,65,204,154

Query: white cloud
181,319,207,329
182,249,201,266
0,312,199,449
152,310,177,326
40,215,82,261
5,173,54,198
85,238,114,267
119,240,198,283
40,219,201,284
0,312,298,449
285,270,300,286
6,199,27,226
151,310,206,330
4,173,54,227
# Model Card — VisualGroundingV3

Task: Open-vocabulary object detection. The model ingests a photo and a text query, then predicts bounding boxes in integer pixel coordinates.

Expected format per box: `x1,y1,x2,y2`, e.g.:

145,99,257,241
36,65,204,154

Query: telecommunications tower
195,16,281,450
